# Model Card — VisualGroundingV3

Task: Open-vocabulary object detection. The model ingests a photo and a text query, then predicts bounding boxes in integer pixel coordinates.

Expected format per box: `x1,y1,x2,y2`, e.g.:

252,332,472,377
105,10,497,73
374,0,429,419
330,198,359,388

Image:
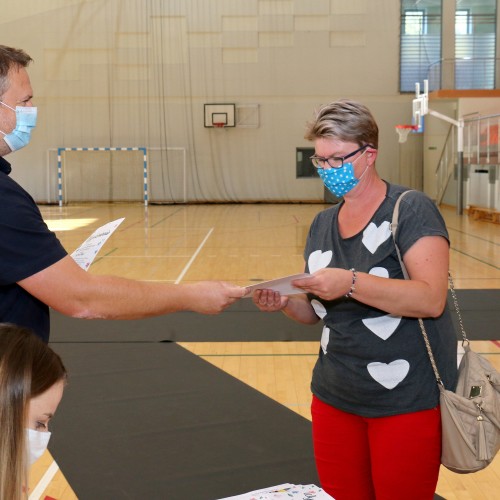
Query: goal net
54,147,188,205
58,147,147,205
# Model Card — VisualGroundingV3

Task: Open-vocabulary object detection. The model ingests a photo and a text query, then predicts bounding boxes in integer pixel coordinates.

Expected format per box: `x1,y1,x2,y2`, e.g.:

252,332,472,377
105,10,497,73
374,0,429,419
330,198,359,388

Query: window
455,1,496,90
400,0,497,92
400,0,442,93
404,10,425,35
455,10,471,35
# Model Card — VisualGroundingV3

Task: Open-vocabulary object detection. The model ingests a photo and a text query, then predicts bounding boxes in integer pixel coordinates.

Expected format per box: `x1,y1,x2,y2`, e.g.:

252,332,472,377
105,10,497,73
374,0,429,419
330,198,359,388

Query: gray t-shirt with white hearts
305,183,458,418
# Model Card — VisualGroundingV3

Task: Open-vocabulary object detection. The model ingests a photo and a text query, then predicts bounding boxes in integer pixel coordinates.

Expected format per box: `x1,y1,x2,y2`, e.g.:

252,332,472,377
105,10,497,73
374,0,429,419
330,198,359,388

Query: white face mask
26,428,51,465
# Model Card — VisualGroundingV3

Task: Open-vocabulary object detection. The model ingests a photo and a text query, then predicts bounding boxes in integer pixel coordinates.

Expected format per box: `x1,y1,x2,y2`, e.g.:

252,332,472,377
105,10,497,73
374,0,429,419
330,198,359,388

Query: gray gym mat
49,289,499,343
49,342,318,500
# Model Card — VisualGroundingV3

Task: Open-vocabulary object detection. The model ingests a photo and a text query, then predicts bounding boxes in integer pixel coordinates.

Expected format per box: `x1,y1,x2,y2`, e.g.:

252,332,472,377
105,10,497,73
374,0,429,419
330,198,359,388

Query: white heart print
362,267,401,340
367,360,410,389
362,315,402,341
362,221,391,254
308,250,332,274
311,300,329,353
369,266,389,279
320,326,330,355
311,299,326,319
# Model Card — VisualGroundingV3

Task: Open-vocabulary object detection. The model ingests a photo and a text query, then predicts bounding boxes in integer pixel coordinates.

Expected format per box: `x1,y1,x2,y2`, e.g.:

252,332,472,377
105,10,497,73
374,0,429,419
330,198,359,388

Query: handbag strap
447,273,469,345
390,190,454,387
391,193,468,343
390,191,412,281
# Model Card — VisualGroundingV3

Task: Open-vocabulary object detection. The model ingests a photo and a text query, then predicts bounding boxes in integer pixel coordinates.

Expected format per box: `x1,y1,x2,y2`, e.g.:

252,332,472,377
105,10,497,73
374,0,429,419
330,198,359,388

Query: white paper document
71,218,124,270
217,483,333,500
244,273,312,298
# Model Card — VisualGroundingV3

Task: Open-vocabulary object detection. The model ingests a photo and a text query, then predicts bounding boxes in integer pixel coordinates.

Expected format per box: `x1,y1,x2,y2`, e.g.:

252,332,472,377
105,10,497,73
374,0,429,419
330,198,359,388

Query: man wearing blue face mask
0,45,245,343
0,51,36,153
0,100,37,151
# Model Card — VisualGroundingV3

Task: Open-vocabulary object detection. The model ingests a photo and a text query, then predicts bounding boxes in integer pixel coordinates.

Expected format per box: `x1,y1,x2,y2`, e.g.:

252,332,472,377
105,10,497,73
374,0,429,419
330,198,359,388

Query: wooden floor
42,201,500,500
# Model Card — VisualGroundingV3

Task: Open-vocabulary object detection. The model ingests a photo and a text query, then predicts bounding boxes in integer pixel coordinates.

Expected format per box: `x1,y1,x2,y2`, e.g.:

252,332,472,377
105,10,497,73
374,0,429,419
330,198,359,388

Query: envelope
244,273,312,297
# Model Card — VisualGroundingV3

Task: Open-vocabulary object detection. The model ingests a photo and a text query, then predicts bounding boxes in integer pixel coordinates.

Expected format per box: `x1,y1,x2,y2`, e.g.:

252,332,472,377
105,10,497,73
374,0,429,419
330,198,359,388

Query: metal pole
456,121,464,215
456,151,464,215
428,110,464,213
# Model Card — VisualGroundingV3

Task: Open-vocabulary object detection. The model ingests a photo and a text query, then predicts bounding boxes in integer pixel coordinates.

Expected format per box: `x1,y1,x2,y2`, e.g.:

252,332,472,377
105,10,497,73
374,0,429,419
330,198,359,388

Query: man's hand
187,281,246,314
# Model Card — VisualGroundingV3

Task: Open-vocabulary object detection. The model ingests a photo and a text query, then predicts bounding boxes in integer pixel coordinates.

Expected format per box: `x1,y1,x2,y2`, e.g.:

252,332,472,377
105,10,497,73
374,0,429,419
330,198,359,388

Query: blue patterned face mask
0,101,38,152
316,151,369,198
317,162,359,198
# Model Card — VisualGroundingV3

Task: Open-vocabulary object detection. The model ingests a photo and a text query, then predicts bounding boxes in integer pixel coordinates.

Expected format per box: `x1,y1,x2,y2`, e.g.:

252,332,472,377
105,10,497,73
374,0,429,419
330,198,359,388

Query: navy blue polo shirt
0,156,67,342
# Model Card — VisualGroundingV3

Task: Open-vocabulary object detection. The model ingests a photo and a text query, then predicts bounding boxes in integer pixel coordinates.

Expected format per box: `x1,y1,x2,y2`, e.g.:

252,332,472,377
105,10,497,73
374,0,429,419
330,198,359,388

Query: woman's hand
253,288,320,325
252,289,289,311
291,235,450,318
292,268,351,301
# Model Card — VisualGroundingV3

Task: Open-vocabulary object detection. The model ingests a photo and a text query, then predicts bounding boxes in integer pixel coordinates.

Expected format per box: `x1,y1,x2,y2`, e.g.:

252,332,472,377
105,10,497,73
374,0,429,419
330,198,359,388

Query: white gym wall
4,0,418,203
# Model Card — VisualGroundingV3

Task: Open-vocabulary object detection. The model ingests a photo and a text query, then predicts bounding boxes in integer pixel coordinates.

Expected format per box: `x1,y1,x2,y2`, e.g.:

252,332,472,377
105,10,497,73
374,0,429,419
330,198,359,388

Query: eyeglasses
309,144,372,169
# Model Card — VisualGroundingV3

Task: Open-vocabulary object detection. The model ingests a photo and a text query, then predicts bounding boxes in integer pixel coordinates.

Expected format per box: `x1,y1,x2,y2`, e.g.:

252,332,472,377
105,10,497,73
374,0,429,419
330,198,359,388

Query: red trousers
311,395,441,500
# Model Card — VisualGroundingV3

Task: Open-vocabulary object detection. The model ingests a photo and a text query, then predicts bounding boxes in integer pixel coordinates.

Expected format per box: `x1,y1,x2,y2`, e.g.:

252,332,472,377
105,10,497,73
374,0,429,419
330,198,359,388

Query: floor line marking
150,207,185,227
175,227,214,284
450,247,500,270
447,225,499,246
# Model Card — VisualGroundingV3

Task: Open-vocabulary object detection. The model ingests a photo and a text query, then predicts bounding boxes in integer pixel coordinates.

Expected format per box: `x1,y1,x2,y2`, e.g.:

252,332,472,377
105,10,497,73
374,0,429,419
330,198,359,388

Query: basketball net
395,124,417,143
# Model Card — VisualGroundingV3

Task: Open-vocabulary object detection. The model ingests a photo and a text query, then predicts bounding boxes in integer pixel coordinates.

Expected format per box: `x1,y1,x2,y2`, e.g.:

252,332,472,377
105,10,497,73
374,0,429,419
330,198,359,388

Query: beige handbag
392,191,500,473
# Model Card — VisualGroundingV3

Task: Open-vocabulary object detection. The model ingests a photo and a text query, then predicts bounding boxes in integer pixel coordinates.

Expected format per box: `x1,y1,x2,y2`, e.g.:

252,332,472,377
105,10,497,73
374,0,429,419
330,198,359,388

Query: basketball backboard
204,103,236,128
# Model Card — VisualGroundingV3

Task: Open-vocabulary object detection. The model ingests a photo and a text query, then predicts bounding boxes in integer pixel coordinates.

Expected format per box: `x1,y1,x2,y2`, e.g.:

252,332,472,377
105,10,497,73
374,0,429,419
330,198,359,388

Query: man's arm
19,255,245,318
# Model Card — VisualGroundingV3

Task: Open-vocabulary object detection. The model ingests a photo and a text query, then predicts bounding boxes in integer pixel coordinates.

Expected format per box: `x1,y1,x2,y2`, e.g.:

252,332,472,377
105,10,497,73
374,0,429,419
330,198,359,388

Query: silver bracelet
344,268,357,298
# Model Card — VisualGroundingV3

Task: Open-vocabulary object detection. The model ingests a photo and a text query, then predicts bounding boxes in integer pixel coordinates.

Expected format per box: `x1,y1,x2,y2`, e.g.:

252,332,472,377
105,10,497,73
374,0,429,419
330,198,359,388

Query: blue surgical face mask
0,101,38,152
317,152,369,198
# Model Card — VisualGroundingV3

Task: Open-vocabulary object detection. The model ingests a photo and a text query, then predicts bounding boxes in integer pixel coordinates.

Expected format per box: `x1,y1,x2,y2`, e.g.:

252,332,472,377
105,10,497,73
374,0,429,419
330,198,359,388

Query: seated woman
0,323,67,500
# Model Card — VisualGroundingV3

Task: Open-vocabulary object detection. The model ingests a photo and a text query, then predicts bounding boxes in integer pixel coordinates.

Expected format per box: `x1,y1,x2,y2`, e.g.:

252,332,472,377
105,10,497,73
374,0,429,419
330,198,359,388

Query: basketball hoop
213,122,226,129
395,124,418,143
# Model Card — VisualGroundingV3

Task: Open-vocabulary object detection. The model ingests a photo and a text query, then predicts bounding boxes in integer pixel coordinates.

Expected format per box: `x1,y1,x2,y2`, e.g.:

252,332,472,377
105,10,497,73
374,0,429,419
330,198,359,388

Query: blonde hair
0,324,66,500
304,99,379,149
